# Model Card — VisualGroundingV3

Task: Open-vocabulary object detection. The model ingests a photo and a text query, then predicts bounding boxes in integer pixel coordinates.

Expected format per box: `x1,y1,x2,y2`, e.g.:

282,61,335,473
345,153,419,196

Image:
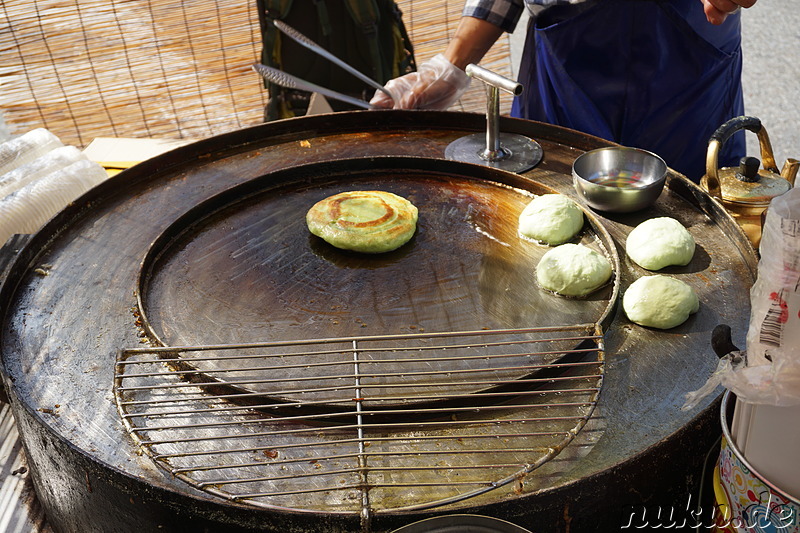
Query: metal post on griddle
472,64,518,161
445,64,543,173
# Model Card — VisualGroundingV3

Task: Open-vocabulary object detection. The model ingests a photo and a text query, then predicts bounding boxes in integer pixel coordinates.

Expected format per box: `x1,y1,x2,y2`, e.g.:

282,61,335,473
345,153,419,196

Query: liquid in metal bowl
573,146,667,213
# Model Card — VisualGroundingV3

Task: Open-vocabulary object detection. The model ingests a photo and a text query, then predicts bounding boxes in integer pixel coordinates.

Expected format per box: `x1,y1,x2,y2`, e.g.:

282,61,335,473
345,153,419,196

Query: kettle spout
781,158,799,186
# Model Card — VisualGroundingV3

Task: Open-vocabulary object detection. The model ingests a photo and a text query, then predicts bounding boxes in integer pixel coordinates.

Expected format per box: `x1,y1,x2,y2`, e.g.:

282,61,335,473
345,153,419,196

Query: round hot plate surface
137,157,618,405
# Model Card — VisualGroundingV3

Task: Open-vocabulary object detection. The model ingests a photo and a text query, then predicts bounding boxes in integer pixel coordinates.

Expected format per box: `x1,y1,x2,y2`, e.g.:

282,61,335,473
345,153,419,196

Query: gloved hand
370,54,471,110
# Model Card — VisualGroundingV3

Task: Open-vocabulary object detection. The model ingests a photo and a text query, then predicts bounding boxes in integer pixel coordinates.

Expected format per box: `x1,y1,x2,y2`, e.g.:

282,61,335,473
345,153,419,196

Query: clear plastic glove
370,54,471,111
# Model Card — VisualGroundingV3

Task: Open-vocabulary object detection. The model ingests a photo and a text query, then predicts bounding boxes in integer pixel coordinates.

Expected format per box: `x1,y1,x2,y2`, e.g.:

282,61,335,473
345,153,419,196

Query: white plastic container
0,128,64,176
0,145,86,200
0,158,108,245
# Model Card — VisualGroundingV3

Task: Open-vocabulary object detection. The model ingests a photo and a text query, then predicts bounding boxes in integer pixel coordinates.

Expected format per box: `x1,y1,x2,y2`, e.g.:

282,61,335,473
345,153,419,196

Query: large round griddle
137,156,617,406
0,111,759,533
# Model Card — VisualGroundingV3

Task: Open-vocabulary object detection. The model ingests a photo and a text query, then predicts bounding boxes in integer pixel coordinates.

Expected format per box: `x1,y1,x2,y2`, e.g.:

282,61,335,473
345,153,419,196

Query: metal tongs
252,20,395,110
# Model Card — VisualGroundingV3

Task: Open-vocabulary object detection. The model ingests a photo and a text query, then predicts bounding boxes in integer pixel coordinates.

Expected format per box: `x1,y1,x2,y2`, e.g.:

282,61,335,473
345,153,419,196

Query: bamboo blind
0,0,514,148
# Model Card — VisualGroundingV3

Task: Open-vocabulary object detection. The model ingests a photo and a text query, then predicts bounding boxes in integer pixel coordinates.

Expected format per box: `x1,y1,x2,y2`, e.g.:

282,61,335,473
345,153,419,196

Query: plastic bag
684,187,800,409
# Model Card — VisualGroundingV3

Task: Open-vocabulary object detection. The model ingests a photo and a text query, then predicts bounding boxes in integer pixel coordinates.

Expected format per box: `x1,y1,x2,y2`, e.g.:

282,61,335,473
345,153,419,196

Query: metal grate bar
117,334,601,365
116,371,598,394
133,404,598,433
120,376,601,416
118,346,599,379
117,380,599,407
120,325,600,354
124,395,599,424
352,340,372,524
172,452,545,474
151,432,579,460
204,462,530,482
140,417,593,446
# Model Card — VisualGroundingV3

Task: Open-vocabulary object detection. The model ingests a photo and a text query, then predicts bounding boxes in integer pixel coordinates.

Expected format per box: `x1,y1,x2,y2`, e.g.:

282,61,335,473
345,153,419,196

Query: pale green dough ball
626,217,695,270
623,275,699,329
519,194,584,245
536,243,613,297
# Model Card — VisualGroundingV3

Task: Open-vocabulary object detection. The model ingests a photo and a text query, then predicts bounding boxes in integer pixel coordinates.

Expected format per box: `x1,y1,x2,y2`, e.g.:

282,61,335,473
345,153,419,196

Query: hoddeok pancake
306,190,418,253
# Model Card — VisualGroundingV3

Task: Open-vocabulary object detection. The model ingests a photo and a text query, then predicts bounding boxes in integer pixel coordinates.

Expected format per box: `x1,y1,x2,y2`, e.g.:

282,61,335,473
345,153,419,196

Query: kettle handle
704,116,780,199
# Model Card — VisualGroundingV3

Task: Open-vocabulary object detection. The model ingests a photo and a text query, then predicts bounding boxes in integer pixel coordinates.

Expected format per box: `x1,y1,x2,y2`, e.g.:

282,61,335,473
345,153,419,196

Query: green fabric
256,0,416,121
343,0,382,81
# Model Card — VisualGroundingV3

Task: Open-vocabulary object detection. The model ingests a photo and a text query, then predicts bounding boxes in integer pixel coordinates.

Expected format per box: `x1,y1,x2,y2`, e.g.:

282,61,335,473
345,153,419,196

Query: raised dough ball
626,217,695,270
519,194,584,245
623,275,699,329
306,190,418,253
536,243,613,297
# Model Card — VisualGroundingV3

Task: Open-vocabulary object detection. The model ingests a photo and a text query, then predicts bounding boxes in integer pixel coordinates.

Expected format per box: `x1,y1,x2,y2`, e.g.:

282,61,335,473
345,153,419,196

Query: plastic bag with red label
684,187,800,409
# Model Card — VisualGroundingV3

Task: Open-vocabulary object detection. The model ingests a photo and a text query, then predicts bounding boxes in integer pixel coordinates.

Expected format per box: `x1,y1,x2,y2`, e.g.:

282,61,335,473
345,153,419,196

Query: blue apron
511,0,745,182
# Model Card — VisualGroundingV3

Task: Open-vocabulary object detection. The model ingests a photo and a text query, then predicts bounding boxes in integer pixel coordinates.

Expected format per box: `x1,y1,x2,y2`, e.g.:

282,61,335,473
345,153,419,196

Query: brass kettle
700,116,798,248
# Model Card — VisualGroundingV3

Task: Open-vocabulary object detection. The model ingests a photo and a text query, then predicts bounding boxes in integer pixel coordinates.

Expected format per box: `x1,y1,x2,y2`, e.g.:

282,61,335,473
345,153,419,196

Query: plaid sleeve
462,0,525,33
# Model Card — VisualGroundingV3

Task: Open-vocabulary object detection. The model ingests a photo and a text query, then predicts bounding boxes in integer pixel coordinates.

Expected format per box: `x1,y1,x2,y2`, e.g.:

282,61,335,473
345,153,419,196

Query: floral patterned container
714,391,799,533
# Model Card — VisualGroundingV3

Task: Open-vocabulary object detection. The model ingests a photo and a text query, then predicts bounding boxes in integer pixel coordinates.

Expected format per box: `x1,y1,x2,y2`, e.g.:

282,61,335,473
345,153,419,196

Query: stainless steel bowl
573,147,667,213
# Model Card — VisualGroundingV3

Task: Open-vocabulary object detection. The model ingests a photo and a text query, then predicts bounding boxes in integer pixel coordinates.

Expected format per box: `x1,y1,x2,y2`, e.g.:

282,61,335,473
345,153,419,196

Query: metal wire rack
114,324,604,525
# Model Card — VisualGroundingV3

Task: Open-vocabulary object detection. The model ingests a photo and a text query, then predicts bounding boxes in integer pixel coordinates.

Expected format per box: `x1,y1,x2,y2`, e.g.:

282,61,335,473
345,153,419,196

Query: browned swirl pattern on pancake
306,190,418,253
